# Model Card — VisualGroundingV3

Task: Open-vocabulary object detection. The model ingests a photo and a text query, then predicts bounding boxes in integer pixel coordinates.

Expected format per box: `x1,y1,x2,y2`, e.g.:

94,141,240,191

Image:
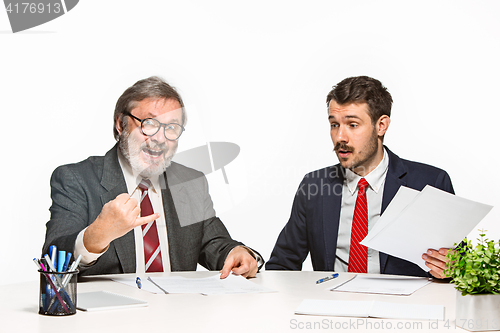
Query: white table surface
1,271,473,333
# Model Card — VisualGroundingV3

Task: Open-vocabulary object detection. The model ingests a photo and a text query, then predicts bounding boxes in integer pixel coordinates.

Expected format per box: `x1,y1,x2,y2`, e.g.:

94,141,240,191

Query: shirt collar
345,148,389,195
117,148,161,195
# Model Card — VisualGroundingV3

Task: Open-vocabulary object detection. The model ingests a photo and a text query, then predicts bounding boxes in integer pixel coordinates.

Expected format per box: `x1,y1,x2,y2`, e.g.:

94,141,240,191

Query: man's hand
83,193,159,253
422,248,452,279
220,246,258,279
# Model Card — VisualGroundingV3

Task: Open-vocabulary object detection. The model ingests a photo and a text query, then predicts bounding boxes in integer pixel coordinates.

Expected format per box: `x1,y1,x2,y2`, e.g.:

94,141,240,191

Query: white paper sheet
295,299,444,321
361,185,493,271
329,275,431,295
113,274,275,295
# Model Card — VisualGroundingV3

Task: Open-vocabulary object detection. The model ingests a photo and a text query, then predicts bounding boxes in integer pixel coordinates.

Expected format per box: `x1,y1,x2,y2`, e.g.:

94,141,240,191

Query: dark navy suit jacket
266,147,454,277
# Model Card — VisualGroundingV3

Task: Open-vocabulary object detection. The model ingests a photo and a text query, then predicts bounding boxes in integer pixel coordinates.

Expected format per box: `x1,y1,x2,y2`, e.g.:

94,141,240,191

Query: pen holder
38,269,78,316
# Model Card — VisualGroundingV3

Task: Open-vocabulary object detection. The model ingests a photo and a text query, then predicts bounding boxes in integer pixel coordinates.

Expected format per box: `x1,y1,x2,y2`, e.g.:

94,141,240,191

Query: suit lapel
161,167,188,271
322,165,344,271
100,145,136,273
379,147,407,273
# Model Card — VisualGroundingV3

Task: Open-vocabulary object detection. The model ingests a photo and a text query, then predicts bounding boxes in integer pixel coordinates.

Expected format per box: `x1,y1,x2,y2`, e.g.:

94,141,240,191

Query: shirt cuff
75,228,108,265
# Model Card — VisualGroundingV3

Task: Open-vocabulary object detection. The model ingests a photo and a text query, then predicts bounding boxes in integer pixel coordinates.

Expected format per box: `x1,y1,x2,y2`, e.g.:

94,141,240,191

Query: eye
349,123,359,128
143,119,157,127
330,123,339,128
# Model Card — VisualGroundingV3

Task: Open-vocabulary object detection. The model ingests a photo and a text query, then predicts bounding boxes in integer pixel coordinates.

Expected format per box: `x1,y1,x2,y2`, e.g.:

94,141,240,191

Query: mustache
334,143,354,152
141,141,168,151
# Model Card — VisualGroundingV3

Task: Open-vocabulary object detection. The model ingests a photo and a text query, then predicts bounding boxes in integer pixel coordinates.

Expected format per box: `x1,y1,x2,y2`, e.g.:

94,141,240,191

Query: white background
1,1,499,286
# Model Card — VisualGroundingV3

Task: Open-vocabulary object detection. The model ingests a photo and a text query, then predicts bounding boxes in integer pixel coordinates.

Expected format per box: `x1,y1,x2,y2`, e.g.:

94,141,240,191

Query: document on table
295,299,444,321
113,274,275,295
361,185,493,271
329,275,431,295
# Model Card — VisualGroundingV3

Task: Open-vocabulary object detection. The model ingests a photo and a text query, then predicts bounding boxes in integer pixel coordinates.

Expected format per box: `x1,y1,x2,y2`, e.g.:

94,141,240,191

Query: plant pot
455,291,500,331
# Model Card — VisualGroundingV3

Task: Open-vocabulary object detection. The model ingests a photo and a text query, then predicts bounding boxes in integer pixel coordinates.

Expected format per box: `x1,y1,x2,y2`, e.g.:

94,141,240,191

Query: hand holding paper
361,185,493,273
423,248,452,279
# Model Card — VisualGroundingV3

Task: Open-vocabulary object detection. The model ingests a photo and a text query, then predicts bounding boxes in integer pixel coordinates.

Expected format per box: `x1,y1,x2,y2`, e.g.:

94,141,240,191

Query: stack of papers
295,299,444,321
361,185,493,271
114,274,275,295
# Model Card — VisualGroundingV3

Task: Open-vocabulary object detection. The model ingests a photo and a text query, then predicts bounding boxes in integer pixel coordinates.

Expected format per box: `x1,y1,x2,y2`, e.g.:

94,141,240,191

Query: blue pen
57,251,66,272
62,252,72,272
136,277,142,289
316,273,339,284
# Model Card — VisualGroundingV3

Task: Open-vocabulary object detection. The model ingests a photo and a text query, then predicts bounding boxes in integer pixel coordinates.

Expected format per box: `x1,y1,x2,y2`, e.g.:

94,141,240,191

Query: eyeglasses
123,112,185,141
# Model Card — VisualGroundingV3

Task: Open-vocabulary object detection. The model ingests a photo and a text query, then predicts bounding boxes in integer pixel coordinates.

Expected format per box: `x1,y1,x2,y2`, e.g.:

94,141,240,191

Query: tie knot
138,179,152,192
357,178,369,192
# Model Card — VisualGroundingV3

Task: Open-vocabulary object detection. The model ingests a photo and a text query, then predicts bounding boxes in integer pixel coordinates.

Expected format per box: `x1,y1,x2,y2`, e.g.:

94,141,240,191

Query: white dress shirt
334,148,389,273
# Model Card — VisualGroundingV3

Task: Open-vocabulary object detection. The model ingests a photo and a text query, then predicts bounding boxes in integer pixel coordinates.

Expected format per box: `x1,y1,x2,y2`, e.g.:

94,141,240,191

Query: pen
62,254,82,287
316,273,339,284
34,258,71,313
136,277,142,289
147,276,168,294
50,245,57,272
43,254,65,288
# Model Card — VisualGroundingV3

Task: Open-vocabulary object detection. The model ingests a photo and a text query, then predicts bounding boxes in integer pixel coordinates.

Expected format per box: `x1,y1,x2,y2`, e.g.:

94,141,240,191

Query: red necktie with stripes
138,179,163,272
348,178,369,273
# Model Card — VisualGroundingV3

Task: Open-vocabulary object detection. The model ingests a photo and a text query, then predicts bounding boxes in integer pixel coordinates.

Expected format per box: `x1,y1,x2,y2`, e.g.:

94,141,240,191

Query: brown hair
326,76,392,123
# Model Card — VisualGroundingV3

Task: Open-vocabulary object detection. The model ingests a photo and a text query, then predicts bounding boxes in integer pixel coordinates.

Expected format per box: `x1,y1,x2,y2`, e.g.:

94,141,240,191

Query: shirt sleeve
74,227,108,265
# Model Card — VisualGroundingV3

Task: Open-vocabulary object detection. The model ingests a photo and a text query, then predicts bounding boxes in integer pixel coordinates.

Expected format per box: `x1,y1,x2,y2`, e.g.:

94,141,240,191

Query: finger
246,265,258,278
425,261,446,279
124,196,138,208
426,248,448,262
231,261,250,276
439,248,452,256
135,213,160,227
422,253,447,271
240,261,258,278
115,193,132,204
220,257,234,279
423,250,447,265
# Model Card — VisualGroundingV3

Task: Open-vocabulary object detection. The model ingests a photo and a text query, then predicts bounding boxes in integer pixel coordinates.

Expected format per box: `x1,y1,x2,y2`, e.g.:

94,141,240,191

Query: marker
316,273,339,284
34,258,70,313
136,277,142,289
62,252,72,272
57,251,66,272
39,258,48,272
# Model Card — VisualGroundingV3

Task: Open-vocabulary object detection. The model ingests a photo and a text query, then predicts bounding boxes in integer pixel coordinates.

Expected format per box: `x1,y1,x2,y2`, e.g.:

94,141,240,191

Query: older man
266,76,453,278
43,76,261,278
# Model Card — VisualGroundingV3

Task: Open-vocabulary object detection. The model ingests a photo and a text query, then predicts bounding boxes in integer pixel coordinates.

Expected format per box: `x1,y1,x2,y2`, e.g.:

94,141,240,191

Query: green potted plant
445,230,500,332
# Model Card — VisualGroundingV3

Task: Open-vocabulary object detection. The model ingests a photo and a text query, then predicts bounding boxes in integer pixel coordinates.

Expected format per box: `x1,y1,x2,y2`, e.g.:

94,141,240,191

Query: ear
376,115,391,137
116,116,124,136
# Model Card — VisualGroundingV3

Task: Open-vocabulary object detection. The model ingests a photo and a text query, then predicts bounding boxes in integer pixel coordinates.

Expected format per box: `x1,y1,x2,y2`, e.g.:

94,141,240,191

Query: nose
148,127,167,143
334,125,349,144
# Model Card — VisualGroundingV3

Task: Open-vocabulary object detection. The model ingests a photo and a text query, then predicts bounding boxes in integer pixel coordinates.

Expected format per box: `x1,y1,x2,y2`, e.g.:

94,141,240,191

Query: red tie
138,179,163,272
348,178,369,273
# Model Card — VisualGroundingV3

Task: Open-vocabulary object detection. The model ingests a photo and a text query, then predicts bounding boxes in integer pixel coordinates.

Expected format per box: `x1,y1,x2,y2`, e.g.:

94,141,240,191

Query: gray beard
118,131,176,179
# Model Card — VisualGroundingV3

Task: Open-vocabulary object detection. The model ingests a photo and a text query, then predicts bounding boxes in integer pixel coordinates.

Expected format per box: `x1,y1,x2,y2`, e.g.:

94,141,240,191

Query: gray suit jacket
43,145,243,276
